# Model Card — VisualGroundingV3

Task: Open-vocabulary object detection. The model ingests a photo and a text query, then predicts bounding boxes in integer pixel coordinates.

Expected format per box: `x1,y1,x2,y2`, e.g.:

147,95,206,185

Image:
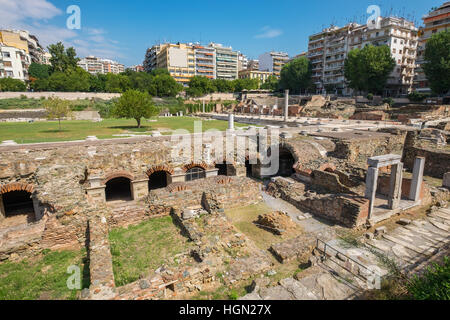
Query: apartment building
143,44,167,72
209,43,238,80
78,56,125,75
238,53,248,71
414,2,450,93
258,51,289,77
238,69,272,86
194,45,216,79
128,65,145,72
0,44,31,80
156,43,196,84
247,59,260,71
288,52,307,62
0,29,49,65
349,17,419,95
308,17,418,96
308,24,357,95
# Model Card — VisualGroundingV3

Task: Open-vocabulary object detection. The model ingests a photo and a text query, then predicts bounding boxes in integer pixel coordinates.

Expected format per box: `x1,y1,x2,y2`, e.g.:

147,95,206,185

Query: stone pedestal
409,157,425,201
171,169,186,183
228,114,235,131
131,179,149,200
86,186,106,204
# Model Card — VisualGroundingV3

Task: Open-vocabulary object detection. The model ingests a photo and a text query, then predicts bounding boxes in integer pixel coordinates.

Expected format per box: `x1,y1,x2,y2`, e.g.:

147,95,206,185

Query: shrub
367,93,374,101
408,91,428,102
0,78,26,92
383,97,395,107
407,256,450,300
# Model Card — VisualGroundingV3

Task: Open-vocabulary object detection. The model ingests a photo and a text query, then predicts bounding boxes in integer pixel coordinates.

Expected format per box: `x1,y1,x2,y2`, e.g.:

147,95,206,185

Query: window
185,167,206,182
2,52,11,58
3,61,12,67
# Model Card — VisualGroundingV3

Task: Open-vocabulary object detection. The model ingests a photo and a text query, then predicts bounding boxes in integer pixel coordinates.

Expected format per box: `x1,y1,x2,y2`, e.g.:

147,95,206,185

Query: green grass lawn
0,117,246,144
0,249,89,300
109,215,194,287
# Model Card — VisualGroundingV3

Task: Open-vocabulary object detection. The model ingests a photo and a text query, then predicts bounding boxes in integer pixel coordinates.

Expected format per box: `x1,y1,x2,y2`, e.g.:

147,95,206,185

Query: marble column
409,157,425,202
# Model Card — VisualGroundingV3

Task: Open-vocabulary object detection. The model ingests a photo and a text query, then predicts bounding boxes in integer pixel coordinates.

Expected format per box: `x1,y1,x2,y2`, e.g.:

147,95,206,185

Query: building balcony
308,51,323,58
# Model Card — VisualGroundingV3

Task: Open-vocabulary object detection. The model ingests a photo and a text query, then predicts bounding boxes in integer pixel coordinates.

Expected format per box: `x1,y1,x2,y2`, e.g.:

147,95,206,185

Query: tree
344,45,395,95
423,30,450,95
279,57,312,94
112,90,159,128
48,42,80,73
105,73,132,93
232,78,259,92
151,74,183,97
28,63,50,79
260,75,280,91
186,76,216,97
43,97,72,131
0,78,26,91
213,79,235,92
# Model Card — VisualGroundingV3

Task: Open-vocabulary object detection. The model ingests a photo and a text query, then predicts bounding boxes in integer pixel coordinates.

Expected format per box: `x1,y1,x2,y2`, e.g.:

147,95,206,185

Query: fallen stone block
374,226,387,236
398,218,411,226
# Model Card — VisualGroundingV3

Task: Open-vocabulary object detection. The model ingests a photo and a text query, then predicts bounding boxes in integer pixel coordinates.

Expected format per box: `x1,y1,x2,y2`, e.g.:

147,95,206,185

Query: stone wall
0,92,120,100
403,130,450,178
0,109,47,121
332,128,407,164
267,178,369,228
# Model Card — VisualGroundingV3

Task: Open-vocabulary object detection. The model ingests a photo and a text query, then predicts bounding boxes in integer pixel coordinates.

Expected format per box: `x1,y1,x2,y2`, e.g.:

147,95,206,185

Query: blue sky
0,0,444,66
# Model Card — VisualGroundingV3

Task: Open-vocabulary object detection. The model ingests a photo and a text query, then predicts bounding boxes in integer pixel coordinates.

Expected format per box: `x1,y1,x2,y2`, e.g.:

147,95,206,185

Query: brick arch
183,162,209,172
319,163,337,172
146,165,174,176
265,143,300,172
103,171,134,184
0,182,34,195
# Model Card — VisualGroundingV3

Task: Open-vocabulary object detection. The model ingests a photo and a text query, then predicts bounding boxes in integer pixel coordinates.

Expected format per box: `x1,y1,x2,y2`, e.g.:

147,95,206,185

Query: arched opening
148,171,170,190
185,167,206,182
215,163,236,176
1,190,35,221
105,177,132,202
277,148,296,177
267,146,296,177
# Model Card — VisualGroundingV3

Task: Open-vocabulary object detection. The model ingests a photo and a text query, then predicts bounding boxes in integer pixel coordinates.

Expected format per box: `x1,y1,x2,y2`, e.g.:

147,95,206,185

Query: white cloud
254,26,283,39
0,0,124,62
0,0,61,27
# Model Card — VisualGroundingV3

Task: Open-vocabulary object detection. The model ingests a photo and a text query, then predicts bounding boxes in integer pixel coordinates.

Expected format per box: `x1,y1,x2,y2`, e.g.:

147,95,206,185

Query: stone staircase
365,206,450,273
240,206,450,300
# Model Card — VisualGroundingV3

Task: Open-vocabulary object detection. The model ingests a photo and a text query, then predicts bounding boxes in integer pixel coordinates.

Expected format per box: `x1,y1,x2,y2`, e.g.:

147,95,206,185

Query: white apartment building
308,24,356,95
308,17,418,96
349,17,418,96
258,51,289,77
78,56,125,75
238,52,248,71
0,44,31,80
209,43,238,80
